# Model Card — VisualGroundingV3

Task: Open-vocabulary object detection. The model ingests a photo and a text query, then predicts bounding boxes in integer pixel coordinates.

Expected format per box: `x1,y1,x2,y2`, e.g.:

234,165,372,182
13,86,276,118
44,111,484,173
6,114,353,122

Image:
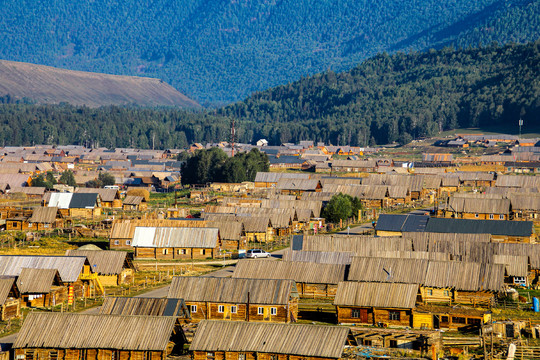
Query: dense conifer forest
0,0,538,104
0,42,538,148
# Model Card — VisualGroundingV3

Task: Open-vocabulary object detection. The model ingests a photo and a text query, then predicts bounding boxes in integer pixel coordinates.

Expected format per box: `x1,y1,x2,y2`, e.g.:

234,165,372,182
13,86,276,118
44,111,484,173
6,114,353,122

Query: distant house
445,195,511,220
167,277,299,323
0,277,20,320
66,250,134,286
28,207,63,230
16,268,64,307
47,192,101,218
75,188,122,208
122,195,148,211
14,313,187,360
99,297,190,322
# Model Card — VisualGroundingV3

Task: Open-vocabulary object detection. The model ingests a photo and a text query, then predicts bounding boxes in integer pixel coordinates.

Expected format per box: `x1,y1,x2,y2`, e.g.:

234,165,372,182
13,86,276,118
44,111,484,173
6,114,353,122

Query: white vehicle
246,249,270,258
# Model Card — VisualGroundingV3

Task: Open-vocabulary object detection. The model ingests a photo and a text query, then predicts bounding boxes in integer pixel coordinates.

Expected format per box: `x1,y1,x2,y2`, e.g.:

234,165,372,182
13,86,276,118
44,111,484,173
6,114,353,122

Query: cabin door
263,307,271,321
433,315,440,329
224,306,231,320
360,309,368,323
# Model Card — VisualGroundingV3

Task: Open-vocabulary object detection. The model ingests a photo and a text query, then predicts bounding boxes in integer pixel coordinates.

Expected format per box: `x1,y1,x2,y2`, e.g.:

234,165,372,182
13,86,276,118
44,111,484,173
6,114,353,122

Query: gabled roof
66,250,128,275
48,193,99,209
190,320,352,359
14,313,179,351
123,195,145,205
99,297,189,318
132,227,219,248
167,277,297,305
0,277,16,305
0,255,87,282
16,268,60,294
282,250,353,265
334,281,418,309
29,207,58,224
376,214,429,233
232,260,346,285
75,188,119,202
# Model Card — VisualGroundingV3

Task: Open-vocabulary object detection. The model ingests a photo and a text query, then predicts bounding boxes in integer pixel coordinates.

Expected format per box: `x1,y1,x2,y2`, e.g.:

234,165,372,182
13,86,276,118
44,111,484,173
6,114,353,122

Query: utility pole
519,117,523,139
231,118,236,157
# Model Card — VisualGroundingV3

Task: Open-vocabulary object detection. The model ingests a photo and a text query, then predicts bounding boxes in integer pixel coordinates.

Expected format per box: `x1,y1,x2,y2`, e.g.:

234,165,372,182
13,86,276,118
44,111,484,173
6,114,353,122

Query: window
79,350,87,360
238,354,246,360
178,249,186,255
257,307,264,315
441,316,449,323
200,249,205,255
443,290,450,297
389,340,398,348
231,306,237,314
514,277,526,285
26,351,34,360
351,309,360,318
114,240,120,245
206,352,215,360
475,213,479,218
499,214,504,220
426,289,433,296
270,307,277,315
191,305,197,313
270,355,278,360
126,240,131,245
389,311,400,321
49,351,58,360
363,340,372,346
467,318,481,325
452,316,466,324
218,305,225,313
162,249,168,255
489,214,494,220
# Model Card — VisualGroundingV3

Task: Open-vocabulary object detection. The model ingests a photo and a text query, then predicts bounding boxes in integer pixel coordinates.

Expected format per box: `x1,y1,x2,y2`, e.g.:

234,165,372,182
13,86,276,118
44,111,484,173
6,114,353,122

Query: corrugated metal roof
190,320,351,359
14,313,178,351
167,277,297,305
425,218,533,237
48,193,73,209
132,227,219,248
0,255,87,283
334,281,418,308
232,260,346,284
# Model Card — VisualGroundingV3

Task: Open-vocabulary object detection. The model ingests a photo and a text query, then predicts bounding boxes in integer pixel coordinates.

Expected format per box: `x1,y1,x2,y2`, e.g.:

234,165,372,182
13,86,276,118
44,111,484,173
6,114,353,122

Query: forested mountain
0,0,538,104
0,42,538,148
220,41,540,146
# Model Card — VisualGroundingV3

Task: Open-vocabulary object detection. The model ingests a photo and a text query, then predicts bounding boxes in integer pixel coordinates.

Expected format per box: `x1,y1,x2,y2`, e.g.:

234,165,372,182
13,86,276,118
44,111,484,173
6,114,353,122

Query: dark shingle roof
376,214,429,233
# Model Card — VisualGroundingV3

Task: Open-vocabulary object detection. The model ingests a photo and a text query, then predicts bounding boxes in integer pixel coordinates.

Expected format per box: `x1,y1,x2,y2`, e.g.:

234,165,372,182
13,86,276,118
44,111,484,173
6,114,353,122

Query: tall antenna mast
231,117,236,157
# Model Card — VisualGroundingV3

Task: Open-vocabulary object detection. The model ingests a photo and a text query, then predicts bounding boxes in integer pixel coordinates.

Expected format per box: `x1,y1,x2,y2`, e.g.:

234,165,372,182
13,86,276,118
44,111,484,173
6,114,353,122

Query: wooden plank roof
302,235,410,254
232,260,346,285
66,250,128,275
167,277,297,305
334,281,418,309
0,277,15,305
190,320,351,359
123,195,145,205
205,221,243,241
282,250,354,265
0,255,87,282
14,313,178,351
99,297,189,318
29,207,58,224
448,196,510,214
132,227,219,248
16,268,59,294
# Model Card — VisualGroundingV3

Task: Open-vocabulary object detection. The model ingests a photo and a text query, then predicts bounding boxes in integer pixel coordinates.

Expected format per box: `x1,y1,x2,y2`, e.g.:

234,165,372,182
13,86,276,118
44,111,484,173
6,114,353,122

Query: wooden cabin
0,277,20,320
0,255,102,300
122,195,148,211
16,268,64,307
206,221,245,250
254,172,310,188
232,260,346,298
14,313,186,360
47,192,102,218
445,195,510,220
28,207,63,230
242,216,274,242
6,216,30,231
75,188,122,208
109,219,209,250
66,250,134,286
509,193,540,220
132,227,221,260
167,277,299,323
190,320,356,360
276,179,322,196
347,257,504,307
334,281,419,327
413,305,491,331
99,297,190,322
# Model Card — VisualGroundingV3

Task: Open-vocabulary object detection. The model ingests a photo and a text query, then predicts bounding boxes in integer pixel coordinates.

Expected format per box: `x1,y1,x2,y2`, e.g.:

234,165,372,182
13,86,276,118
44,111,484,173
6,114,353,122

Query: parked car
246,249,271,258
